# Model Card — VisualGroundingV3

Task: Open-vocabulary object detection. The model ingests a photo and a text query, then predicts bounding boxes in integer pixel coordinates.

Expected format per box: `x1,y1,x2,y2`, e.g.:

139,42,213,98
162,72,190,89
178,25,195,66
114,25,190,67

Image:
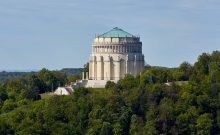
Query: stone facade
86,27,145,87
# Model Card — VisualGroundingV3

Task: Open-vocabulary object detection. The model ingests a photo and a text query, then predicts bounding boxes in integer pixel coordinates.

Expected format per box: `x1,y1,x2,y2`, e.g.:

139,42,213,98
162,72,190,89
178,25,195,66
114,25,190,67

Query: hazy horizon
0,67,83,72
1,0,220,70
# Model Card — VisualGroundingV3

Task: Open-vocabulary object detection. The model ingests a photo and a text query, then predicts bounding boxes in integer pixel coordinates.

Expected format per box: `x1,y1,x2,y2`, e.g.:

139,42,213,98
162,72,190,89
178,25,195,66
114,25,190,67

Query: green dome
98,27,135,38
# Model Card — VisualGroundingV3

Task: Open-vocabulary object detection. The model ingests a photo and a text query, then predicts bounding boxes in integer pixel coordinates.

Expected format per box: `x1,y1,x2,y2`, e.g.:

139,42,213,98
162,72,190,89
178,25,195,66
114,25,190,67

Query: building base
72,80,117,89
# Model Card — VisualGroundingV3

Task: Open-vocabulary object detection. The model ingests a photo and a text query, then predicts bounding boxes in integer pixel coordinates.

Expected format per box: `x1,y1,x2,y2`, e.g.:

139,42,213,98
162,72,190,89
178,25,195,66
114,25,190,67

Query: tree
83,63,89,74
1,99,17,113
196,94,210,113
176,62,193,81
129,114,138,135
196,113,213,135
144,120,157,135
113,123,123,135
207,62,220,84
38,68,67,93
67,75,80,83
0,119,14,135
191,53,210,83
100,122,112,135
175,108,199,135
105,81,117,90
175,113,190,134
118,74,138,90
0,87,8,110
86,119,103,135
140,67,174,87
0,87,8,102
156,98,175,134
0,51,219,134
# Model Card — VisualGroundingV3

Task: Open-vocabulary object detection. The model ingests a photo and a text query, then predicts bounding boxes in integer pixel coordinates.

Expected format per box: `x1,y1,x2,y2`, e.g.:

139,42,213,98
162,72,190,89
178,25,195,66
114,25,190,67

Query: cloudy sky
0,0,220,70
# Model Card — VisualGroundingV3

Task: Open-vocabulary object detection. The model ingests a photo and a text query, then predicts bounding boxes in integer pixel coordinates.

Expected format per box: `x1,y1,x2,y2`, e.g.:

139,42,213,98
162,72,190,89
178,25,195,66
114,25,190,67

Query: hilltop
0,51,219,134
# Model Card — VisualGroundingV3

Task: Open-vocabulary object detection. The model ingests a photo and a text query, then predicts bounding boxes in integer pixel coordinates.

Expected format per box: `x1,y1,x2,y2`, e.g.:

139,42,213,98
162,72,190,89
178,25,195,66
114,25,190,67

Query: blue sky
0,0,220,70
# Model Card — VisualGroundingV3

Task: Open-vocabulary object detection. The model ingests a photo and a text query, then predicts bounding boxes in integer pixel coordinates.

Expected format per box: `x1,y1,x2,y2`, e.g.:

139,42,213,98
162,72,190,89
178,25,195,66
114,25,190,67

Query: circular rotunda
88,27,145,86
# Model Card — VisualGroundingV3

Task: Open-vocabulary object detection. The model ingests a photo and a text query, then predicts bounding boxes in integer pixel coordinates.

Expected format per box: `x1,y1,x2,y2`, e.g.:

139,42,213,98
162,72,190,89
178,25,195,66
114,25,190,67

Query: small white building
54,87,74,95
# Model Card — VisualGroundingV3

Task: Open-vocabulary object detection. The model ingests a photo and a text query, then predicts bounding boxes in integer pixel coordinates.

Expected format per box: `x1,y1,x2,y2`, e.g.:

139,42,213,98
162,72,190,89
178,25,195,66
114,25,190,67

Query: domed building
84,27,145,88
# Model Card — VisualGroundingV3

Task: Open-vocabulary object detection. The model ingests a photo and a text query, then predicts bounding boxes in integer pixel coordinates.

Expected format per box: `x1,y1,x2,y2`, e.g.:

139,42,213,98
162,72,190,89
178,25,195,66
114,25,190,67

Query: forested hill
0,72,32,84
0,68,83,84
0,51,220,134
60,68,83,76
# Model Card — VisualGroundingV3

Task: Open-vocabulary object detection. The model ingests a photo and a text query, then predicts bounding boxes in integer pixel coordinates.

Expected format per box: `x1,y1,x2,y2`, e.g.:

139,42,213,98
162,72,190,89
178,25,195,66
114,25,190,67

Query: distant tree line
0,68,83,85
60,68,83,76
0,72,31,84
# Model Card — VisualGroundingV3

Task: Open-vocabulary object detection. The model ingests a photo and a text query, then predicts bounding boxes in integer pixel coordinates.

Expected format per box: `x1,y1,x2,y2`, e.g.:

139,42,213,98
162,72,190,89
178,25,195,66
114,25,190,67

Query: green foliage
83,63,89,75
60,68,83,76
1,99,17,113
105,81,117,90
175,106,198,134
173,62,193,81
38,68,67,92
129,114,138,135
196,113,213,135
4,68,67,96
118,74,138,90
67,75,80,83
144,120,156,135
0,51,219,134
0,118,14,135
100,122,112,135
0,68,68,114
86,119,103,135
0,71,31,85
140,67,173,86
0,68,82,85
0,87,8,110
